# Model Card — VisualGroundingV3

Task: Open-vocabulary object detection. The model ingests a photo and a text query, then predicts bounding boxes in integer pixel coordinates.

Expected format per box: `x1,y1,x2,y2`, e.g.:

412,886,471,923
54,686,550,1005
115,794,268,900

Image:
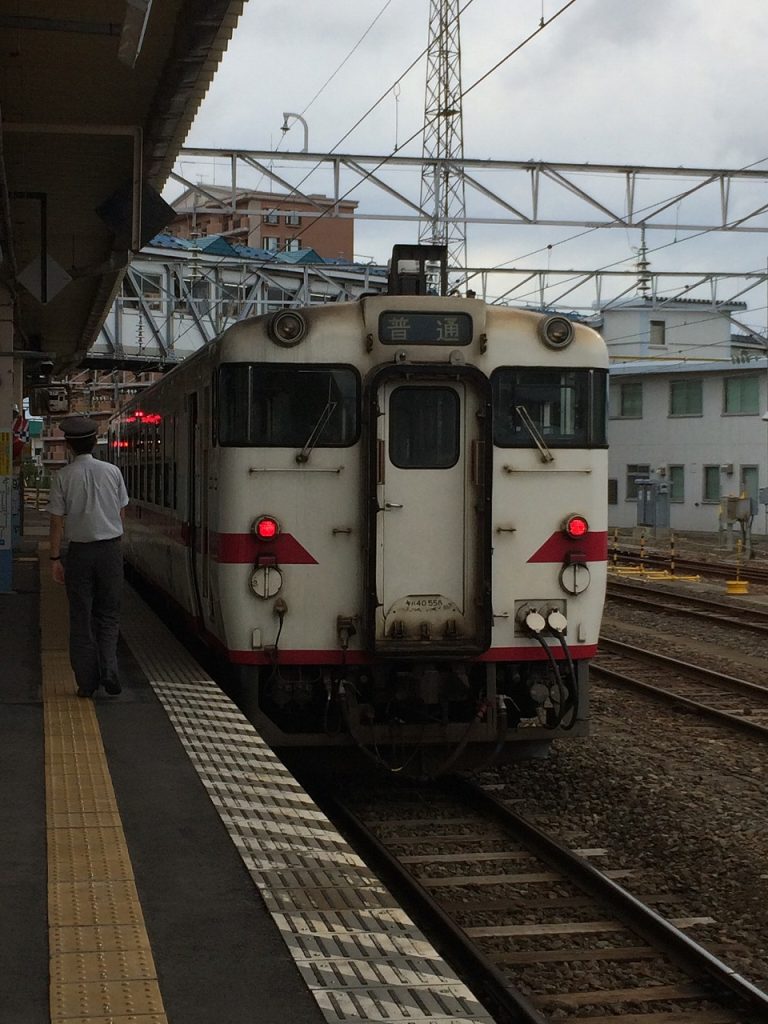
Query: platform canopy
0,1,245,375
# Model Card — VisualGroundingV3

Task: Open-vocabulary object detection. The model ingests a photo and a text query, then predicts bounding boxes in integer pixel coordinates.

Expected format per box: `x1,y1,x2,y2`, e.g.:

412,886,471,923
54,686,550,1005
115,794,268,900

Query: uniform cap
59,416,98,439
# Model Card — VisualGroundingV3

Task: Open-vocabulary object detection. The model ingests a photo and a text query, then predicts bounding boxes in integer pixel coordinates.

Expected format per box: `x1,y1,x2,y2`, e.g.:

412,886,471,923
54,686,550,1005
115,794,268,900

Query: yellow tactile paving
50,923,152,956
52,977,165,1020
40,547,169,1024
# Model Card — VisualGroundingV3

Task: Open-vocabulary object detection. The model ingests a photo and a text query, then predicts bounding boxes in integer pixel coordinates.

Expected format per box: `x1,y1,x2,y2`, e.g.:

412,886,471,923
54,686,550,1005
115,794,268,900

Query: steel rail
594,641,768,739
322,778,768,1022
323,794,548,1024
449,778,768,1019
612,550,768,585
598,637,768,699
606,580,768,633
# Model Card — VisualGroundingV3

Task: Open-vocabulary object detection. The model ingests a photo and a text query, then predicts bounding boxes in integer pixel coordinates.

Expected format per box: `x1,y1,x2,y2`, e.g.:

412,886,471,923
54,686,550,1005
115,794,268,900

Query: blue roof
195,235,238,256
231,243,278,260
146,234,385,274
275,247,324,264
149,232,196,250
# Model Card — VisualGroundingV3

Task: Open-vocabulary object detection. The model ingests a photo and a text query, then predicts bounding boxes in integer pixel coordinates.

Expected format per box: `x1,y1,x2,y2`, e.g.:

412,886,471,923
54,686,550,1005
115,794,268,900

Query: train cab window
389,386,459,469
491,368,607,447
218,364,359,447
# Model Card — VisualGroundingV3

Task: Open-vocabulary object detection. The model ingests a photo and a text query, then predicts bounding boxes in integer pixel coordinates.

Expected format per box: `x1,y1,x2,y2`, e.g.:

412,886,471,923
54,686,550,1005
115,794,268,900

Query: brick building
169,186,358,260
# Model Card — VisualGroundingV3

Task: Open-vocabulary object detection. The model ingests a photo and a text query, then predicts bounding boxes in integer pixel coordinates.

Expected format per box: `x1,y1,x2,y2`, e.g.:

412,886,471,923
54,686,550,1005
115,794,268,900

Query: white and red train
109,247,609,774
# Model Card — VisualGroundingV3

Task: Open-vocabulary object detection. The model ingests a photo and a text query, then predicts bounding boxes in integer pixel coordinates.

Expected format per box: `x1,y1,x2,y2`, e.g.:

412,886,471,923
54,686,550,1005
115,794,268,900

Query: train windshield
218,364,359,446
491,368,607,447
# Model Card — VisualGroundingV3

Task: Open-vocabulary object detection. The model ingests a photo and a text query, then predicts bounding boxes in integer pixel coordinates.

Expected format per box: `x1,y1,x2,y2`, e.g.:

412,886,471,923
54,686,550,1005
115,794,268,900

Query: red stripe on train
527,531,608,563
211,532,317,564
225,644,598,666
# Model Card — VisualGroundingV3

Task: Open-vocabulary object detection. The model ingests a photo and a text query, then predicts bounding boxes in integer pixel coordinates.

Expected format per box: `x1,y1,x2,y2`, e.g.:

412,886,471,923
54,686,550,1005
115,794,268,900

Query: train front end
221,252,608,775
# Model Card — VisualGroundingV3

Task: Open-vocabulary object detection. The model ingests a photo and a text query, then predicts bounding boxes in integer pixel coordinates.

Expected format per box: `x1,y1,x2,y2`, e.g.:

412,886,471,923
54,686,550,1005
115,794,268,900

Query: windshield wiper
296,400,337,463
515,405,554,463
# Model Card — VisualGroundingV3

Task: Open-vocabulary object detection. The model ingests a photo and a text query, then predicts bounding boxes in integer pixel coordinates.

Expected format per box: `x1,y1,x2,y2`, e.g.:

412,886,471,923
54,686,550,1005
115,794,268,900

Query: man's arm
49,514,65,583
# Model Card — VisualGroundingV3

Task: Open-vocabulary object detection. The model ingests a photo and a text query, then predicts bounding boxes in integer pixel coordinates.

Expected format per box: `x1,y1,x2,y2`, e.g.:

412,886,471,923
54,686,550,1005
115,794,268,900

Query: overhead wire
296,0,397,121
154,0,481,353
158,0,768,354
274,0,577,253
484,155,768,309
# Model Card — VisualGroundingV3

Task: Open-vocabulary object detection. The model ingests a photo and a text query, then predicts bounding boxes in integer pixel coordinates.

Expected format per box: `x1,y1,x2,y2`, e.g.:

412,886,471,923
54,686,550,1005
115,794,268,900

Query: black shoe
103,677,122,695
76,687,96,698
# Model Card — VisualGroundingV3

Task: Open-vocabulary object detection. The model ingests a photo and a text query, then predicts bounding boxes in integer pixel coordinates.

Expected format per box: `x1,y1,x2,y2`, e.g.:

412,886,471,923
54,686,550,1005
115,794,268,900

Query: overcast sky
168,0,768,327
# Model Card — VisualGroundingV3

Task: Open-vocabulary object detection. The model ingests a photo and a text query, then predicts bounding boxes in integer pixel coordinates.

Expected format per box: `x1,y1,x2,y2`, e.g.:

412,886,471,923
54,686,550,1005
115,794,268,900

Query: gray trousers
64,539,124,693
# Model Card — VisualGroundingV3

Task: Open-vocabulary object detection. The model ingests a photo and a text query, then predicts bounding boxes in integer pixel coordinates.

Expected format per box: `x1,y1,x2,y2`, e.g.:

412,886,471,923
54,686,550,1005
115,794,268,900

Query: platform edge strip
39,548,169,1024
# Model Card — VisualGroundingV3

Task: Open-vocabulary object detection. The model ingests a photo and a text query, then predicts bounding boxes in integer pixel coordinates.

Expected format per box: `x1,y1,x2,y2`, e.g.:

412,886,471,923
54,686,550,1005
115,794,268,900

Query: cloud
176,0,768,311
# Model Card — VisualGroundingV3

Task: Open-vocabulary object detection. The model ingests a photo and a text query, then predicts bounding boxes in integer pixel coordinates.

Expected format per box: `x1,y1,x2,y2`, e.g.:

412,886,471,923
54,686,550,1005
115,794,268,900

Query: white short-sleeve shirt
48,454,129,542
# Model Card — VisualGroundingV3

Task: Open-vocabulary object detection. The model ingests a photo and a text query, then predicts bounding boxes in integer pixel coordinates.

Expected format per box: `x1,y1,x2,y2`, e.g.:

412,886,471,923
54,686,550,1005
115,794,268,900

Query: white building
602,298,768,535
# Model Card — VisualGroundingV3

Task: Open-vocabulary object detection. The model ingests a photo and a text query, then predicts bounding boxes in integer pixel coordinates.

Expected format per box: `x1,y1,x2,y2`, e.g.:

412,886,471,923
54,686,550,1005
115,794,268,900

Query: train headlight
562,514,589,538
538,315,574,350
252,515,280,540
267,310,307,347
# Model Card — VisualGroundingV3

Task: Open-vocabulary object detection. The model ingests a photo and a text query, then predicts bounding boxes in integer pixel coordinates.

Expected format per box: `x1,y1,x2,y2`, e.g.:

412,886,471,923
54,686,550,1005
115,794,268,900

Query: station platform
0,509,493,1024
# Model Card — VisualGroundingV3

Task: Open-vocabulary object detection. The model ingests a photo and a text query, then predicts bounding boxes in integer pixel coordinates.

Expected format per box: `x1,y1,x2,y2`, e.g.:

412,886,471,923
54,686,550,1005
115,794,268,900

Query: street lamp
280,113,309,152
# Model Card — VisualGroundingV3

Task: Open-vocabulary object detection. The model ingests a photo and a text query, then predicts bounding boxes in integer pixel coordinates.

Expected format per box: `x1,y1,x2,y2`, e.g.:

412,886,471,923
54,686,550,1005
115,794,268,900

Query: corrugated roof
610,357,767,377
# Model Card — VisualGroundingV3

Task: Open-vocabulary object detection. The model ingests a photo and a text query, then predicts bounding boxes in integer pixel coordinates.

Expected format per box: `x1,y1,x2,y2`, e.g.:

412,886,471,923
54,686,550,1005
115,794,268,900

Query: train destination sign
379,311,472,345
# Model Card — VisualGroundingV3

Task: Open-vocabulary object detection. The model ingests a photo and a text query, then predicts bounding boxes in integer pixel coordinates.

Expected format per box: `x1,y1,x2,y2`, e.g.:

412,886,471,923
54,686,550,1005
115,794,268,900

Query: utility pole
418,0,467,286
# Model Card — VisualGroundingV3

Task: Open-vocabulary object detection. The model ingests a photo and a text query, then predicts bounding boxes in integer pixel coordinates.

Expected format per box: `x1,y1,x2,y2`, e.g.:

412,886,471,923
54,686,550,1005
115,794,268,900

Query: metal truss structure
85,250,767,373
465,263,768,313
172,149,768,236
418,0,468,271
87,245,388,368
170,148,768,313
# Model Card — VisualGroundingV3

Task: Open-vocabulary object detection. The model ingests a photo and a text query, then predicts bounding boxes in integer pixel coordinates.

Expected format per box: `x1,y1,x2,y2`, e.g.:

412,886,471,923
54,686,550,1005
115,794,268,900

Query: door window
388,386,459,469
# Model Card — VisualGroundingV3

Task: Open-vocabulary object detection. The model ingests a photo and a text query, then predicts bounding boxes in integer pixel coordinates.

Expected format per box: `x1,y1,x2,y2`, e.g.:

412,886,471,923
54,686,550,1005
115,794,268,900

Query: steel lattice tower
418,0,467,277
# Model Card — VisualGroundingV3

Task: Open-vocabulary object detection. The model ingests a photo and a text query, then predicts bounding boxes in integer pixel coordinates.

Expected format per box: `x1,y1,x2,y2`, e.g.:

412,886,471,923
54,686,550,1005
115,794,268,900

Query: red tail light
563,514,589,538
253,515,280,540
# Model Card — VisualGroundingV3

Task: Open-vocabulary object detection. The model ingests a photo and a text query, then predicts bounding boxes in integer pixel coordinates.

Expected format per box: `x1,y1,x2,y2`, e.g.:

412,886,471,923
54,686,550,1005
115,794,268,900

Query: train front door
370,368,490,655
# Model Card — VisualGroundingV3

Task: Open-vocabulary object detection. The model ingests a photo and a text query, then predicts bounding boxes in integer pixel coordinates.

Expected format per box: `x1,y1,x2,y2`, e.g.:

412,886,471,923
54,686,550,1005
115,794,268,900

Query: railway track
319,778,768,1023
612,550,768,586
593,638,768,738
606,579,768,634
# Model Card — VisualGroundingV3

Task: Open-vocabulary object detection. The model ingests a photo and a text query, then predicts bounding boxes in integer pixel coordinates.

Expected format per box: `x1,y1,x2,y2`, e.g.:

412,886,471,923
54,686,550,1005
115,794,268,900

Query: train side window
164,416,175,508
218,364,359,447
492,368,606,447
388,387,459,469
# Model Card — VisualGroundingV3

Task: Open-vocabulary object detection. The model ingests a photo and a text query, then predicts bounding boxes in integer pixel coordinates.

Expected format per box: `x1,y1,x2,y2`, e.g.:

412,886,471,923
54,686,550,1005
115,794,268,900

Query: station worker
48,416,129,698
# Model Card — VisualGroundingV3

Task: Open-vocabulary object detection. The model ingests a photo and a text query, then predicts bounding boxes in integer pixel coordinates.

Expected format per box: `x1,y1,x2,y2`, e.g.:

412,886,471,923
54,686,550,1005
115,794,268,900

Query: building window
650,320,665,346
723,375,759,414
608,478,618,505
138,273,163,311
286,238,303,252
741,465,759,503
626,464,650,501
703,465,721,502
285,211,302,227
669,379,702,416
669,465,685,502
266,285,291,309
263,210,279,225
221,283,247,320
611,381,642,418
262,236,279,251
